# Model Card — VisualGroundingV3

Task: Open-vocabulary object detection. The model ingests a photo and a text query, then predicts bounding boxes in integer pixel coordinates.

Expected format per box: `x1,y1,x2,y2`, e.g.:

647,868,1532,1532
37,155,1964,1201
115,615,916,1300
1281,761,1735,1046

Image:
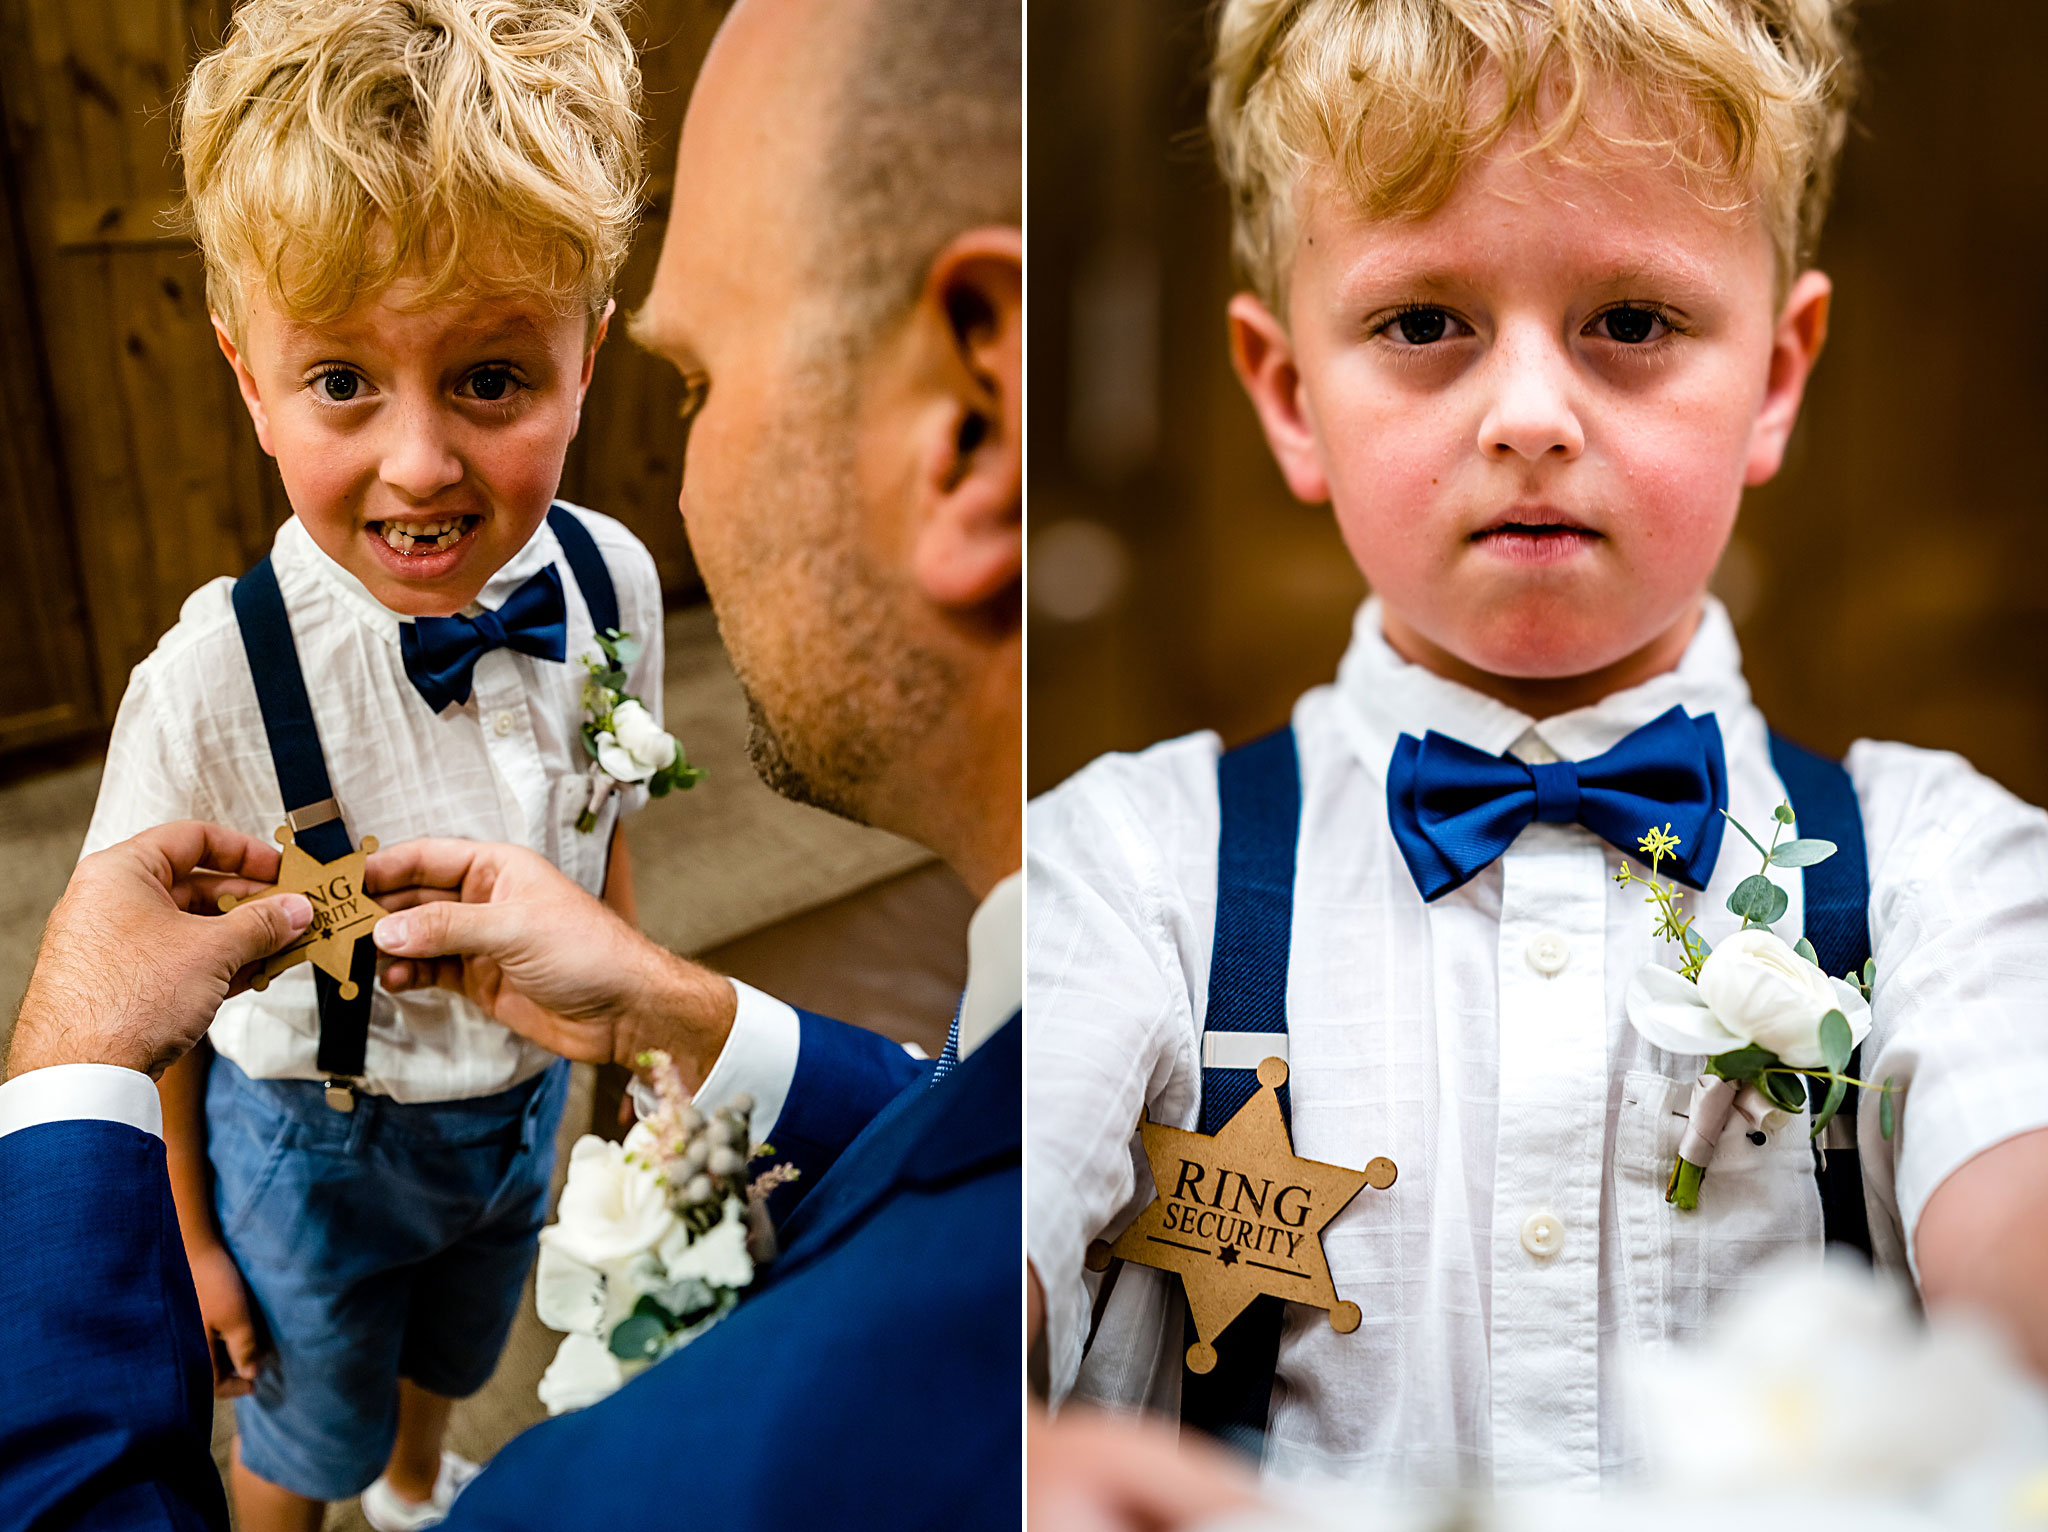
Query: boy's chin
1393,596,1704,699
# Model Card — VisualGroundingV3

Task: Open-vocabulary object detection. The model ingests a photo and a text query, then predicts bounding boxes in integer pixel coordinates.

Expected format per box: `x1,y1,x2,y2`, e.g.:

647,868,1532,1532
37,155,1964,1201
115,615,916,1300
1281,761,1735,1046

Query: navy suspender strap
1767,730,1876,1261
231,555,375,1081
547,504,619,639
1180,727,1301,1455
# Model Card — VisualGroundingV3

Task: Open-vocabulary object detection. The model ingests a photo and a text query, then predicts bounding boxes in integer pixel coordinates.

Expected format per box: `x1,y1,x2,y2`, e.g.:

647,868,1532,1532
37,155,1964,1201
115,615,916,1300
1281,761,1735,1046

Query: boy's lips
362,514,484,581
1468,508,1604,565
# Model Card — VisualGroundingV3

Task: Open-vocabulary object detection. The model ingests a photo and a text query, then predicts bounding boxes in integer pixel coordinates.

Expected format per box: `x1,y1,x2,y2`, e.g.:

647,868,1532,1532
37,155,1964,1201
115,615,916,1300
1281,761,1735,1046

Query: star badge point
219,826,388,998
1085,1056,1395,1374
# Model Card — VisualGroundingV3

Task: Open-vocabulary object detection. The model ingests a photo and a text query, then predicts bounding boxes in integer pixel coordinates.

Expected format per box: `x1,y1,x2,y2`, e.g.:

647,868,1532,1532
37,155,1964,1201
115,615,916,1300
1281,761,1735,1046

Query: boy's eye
1588,305,1669,345
1384,307,1460,346
318,370,360,402
465,367,519,401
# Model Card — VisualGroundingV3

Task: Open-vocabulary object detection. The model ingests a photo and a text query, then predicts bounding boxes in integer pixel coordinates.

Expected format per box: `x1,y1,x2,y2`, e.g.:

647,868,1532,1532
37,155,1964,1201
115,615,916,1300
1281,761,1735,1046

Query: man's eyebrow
625,300,702,371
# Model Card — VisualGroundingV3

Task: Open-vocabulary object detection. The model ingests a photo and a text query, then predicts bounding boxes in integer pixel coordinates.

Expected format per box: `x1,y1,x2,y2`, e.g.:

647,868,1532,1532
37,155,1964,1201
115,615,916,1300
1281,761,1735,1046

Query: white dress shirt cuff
688,979,800,1144
0,1063,163,1142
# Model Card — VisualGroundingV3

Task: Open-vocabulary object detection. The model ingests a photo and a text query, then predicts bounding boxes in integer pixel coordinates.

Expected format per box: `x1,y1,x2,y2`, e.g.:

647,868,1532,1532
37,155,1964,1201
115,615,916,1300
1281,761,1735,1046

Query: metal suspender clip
287,797,342,834
324,1077,357,1113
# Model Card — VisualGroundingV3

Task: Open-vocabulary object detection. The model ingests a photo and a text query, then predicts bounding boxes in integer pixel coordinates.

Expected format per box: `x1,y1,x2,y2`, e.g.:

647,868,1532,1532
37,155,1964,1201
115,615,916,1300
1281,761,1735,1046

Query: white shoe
360,1451,482,1532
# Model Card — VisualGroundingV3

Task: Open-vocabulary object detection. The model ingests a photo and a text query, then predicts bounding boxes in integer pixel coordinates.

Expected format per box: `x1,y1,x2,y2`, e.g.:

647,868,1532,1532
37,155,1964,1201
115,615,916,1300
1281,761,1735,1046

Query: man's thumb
372,900,515,962
216,893,313,970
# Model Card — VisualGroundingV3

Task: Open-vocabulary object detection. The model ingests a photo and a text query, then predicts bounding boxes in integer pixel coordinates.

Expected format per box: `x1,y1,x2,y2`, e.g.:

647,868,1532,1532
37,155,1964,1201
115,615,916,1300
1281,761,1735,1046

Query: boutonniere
1616,808,1897,1210
576,629,704,832
532,1050,799,1415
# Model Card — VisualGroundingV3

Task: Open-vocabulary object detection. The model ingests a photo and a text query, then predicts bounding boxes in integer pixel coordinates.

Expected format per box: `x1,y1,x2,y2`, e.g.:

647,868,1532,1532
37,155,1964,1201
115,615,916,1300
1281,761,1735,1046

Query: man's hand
1029,1404,1264,1532
365,838,738,1088
7,823,311,1080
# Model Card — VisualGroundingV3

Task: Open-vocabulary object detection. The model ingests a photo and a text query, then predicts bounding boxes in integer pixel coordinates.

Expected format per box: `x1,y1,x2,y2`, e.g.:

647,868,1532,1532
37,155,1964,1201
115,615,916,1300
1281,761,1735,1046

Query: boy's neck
1379,601,1705,721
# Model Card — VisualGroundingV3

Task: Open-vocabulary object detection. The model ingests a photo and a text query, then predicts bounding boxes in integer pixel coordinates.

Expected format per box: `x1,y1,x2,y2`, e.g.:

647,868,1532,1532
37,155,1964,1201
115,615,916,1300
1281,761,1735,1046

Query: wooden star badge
1086,1057,1396,1374
218,827,388,998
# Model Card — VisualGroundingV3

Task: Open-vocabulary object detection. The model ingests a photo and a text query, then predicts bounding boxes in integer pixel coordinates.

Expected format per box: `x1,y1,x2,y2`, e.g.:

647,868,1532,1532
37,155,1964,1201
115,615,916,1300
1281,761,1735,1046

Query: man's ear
213,316,276,458
1227,292,1328,504
910,227,1022,610
576,300,615,432
1744,269,1831,487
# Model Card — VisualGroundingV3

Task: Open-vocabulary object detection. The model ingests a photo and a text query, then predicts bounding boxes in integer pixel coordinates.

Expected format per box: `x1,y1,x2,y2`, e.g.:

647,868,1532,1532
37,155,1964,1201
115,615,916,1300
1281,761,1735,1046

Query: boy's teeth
378,518,470,553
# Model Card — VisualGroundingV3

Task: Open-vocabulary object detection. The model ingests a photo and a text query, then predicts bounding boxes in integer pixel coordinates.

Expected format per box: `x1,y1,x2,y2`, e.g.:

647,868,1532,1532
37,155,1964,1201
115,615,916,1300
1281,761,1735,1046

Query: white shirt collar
1328,594,1753,778
955,870,1022,1060
271,511,561,643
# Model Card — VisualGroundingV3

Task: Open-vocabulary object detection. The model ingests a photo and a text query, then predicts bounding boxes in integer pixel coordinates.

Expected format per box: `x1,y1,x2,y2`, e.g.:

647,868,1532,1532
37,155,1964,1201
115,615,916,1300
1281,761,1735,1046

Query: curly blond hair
180,0,643,341
1209,0,1856,312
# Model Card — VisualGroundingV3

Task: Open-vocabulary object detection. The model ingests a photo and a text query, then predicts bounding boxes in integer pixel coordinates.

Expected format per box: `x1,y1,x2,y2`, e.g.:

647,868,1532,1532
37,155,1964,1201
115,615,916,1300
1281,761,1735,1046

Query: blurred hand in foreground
1029,1403,1265,1532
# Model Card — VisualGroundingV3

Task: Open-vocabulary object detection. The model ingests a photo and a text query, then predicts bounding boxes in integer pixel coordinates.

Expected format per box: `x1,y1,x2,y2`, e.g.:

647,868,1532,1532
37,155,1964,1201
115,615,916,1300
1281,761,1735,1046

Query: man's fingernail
373,914,410,952
278,893,313,932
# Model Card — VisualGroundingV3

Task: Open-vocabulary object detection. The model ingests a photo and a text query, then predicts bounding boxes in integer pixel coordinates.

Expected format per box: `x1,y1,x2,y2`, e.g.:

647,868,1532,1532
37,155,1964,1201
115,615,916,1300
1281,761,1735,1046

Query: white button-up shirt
1028,597,2048,1491
81,506,665,1103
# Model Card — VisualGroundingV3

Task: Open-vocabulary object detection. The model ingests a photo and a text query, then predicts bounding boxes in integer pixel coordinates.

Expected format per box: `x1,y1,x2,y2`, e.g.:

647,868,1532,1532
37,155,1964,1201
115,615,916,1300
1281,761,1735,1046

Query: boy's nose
379,405,465,500
1477,336,1585,464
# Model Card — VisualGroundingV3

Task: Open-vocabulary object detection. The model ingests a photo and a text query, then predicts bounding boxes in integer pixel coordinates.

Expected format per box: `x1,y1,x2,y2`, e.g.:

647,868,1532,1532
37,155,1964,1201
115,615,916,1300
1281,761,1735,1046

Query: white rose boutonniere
1618,808,1897,1210
576,629,704,833
533,1052,801,1415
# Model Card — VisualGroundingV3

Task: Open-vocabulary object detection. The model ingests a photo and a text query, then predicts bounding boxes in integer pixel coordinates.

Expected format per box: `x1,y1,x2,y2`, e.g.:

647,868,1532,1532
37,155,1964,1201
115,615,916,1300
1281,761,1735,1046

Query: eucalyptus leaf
1793,936,1818,965
632,1293,679,1326
1773,803,1797,825
1760,1069,1807,1114
608,1312,668,1361
1880,1078,1896,1139
1769,838,1838,868
1819,1009,1852,1074
1810,1074,1849,1141
1863,958,1877,988
612,636,644,667
1720,810,1770,859
1727,874,1789,925
1704,1045,1776,1082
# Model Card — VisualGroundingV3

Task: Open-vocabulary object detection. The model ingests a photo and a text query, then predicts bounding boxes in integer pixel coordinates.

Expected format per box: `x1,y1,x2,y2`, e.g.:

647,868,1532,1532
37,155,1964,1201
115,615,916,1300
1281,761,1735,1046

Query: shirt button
493,711,516,737
1525,931,1570,975
1521,1210,1563,1259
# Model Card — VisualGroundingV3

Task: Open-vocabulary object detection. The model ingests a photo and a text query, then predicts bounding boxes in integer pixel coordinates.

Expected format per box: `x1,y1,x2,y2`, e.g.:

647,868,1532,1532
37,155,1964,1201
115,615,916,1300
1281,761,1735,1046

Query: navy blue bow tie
400,564,568,713
1386,705,1728,901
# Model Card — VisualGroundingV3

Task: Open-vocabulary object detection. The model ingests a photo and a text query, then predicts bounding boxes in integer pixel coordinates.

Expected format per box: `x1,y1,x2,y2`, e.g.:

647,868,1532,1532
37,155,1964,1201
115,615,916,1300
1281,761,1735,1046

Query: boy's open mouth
367,515,482,556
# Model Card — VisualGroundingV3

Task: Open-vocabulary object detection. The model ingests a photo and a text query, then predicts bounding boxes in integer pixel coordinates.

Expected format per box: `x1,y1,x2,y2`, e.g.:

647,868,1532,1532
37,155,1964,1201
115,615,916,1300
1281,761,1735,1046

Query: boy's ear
1743,269,1832,487
909,227,1022,611
569,299,615,440
1227,292,1329,504
213,316,276,458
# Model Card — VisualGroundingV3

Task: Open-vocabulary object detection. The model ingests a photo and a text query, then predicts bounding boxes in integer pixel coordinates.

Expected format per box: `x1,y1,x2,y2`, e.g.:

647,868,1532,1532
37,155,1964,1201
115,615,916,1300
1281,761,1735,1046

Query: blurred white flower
537,1332,628,1416
659,1198,755,1290
548,1134,678,1267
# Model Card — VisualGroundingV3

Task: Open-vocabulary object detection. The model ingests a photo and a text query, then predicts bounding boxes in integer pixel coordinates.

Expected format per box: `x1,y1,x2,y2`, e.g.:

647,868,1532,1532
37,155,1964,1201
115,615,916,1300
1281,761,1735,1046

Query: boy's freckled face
220,281,602,617
1243,132,1825,695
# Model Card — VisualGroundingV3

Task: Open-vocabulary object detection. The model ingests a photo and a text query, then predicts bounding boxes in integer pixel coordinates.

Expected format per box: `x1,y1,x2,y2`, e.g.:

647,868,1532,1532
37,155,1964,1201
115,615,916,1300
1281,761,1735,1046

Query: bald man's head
810,0,1021,353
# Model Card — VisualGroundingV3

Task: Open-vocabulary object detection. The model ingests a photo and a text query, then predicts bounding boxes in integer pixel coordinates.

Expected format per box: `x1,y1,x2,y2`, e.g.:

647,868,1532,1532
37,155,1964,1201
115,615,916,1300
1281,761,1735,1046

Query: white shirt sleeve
689,979,801,1142
1851,740,2048,1275
0,1064,163,1141
81,655,211,859
1026,738,1219,1402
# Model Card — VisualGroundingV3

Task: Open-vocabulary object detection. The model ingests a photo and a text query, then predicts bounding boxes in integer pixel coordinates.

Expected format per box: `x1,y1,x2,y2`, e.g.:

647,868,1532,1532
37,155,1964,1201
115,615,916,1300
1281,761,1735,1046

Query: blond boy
1028,0,2048,1491
80,3,668,1526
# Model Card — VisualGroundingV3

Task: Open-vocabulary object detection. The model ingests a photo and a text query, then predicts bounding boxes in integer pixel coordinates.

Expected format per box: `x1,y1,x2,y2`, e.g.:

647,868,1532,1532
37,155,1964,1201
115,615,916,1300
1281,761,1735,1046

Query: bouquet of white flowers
1616,808,1897,1210
533,1052,797,1414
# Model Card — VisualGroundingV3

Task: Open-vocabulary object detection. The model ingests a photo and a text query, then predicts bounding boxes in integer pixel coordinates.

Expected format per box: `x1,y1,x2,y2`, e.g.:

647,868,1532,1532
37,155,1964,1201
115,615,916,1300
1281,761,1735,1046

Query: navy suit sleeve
0,1121,228,1532
751,1009,924,1225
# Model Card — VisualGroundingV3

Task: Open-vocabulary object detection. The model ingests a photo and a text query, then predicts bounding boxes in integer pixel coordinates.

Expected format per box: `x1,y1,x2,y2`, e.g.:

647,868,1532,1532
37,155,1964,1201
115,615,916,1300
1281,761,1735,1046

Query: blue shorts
206,1054,569,1501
